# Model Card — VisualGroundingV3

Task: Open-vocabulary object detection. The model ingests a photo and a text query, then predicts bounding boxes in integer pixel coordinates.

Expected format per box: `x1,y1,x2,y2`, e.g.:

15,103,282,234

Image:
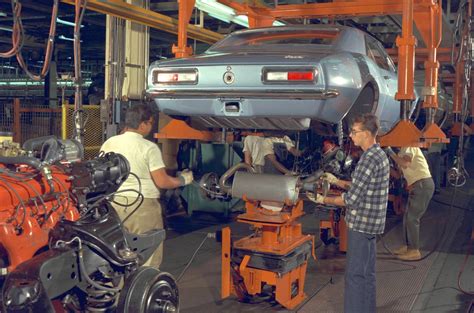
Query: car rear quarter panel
318,52,365,123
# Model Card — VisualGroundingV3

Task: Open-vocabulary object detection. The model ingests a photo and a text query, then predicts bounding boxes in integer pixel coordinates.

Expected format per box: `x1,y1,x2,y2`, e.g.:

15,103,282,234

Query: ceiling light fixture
58,35,82,42
0,26,13,32
194,0,284,28
56,17,84,28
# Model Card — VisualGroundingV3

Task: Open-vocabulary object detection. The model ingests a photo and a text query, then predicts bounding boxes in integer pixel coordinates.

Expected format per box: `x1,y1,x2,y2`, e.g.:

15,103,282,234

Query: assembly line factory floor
161,149,474,313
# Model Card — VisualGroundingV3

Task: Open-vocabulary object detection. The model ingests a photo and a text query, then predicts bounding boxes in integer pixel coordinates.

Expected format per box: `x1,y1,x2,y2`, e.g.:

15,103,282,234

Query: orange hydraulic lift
451,0,474,136
221,199,315,309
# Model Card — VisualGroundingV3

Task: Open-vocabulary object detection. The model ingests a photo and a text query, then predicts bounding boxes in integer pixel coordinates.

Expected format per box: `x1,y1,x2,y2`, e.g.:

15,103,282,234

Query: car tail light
153,69,198,84
264,69,318,83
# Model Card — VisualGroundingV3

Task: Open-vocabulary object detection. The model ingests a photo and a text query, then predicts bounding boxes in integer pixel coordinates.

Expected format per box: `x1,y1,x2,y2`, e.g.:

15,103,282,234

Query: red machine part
0,165,80,272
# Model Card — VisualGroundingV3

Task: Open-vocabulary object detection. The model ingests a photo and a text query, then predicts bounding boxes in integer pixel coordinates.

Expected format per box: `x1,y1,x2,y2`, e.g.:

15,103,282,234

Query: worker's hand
306,192,325,204
321,172,338,185
285,170,299,176
282,135,295,150
178,169,194,186
383,146,395,157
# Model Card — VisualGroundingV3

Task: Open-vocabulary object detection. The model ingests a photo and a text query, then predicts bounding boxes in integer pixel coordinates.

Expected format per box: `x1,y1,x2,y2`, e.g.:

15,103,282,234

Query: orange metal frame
221,200,315,309
452,0,474,137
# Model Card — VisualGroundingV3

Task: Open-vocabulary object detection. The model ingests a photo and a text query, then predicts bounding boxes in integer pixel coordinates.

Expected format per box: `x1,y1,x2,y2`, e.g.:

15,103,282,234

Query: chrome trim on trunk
147,89,339,100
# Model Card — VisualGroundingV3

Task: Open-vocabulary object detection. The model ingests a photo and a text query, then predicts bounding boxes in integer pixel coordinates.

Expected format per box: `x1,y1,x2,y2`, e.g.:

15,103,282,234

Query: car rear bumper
147,88,351,130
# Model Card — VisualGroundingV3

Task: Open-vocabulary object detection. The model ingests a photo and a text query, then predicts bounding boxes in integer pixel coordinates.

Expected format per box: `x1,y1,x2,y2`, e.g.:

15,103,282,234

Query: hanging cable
457,232,474,295
0,0,23,58
73,0,88,144
176,234,209,282
15,0,59,81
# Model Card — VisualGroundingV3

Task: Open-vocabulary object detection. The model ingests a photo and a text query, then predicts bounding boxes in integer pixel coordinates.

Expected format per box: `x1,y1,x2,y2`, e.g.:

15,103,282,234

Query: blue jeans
344,229,376,313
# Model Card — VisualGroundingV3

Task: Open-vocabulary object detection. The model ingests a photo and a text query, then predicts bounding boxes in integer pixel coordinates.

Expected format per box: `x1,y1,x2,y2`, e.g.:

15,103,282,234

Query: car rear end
146,26,350,130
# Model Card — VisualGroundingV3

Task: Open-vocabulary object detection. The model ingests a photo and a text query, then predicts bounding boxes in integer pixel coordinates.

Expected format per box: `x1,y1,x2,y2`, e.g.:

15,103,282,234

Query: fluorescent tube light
56,17,84,28
58,35,82,42
195,0,284,28
0,26,13,32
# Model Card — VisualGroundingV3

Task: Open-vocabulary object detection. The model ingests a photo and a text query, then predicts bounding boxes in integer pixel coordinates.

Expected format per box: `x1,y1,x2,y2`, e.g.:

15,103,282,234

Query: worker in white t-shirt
101,104,193,269
243,134,302,175
385,146,434,261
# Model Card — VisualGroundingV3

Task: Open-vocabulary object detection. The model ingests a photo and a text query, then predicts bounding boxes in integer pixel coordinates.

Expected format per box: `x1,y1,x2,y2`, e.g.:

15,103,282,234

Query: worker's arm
244,150,252,166
324,195,346,207
333,179,351,190
150,168,184,189
265,154,291,175
288,147,303,157
389,153,412,169
322,172,351,190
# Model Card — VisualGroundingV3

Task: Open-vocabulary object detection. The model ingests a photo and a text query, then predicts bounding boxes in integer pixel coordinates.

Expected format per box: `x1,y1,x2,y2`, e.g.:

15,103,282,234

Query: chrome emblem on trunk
223,71,235,84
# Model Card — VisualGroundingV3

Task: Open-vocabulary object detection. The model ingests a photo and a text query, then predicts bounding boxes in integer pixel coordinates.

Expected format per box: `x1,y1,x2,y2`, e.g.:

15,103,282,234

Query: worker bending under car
310,114,390,313
100,104,193,269
243,133,302,174
385,146,434,261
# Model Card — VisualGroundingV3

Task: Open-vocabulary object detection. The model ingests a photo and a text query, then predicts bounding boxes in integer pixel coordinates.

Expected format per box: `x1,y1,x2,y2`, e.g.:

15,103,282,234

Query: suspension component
117,267,179,313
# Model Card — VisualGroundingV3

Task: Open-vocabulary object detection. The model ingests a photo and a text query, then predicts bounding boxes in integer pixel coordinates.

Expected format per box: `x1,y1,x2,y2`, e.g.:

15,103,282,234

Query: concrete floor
161,149,474,313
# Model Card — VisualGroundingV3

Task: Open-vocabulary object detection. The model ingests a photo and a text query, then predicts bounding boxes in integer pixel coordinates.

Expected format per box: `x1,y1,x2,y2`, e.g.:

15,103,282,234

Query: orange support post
451,0,473,137
221,227,232,299
173,0,195,58
395,0,416,101
413,2,449,144
380,0,422,147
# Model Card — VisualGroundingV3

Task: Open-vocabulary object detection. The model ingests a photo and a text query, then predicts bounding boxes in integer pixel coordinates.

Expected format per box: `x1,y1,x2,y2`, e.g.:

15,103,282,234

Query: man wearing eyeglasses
100,104,193,269
310,113,390,313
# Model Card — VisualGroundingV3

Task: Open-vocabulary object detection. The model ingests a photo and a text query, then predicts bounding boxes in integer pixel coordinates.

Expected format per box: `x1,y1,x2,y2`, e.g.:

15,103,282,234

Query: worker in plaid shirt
312,113,390,313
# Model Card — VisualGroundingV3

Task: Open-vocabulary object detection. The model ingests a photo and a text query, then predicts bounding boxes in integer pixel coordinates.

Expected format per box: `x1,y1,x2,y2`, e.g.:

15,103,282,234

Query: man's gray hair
124,104,154,129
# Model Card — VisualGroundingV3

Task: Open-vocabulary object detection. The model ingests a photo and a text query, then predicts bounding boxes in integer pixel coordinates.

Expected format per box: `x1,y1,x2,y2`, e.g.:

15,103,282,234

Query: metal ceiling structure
0,0,470,140
0,1,463,66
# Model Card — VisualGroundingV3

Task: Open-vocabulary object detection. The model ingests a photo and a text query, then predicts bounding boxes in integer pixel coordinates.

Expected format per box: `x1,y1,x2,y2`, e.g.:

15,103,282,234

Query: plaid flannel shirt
342,143,390,234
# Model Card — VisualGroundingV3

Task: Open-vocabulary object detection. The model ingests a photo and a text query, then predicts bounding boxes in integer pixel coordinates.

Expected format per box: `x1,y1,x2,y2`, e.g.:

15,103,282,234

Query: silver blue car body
147,25,406,134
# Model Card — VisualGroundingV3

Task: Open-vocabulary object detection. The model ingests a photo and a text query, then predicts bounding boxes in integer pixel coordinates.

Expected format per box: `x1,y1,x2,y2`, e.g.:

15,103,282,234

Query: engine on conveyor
0,136,178,313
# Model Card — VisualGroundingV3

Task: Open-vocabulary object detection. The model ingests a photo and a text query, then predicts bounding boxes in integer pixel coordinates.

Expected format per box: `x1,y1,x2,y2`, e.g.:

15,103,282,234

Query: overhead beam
262,0,431,18
61,0,223,44
150,2,179,12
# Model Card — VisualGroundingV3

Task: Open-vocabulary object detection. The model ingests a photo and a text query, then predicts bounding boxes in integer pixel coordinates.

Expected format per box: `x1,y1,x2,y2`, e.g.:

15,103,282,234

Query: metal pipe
231,172,299,204
218,163,255,194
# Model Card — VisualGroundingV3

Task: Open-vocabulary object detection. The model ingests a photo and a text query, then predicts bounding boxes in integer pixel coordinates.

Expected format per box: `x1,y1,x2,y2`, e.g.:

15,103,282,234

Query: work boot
393,245,408,255
397,249,421,261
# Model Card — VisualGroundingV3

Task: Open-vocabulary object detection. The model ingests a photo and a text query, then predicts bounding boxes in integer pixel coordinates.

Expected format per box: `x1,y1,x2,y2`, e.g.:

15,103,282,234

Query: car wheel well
342,84,378,131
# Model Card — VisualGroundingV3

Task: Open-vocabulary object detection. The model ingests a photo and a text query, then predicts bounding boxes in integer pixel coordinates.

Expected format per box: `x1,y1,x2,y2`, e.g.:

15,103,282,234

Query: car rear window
207,29,340,52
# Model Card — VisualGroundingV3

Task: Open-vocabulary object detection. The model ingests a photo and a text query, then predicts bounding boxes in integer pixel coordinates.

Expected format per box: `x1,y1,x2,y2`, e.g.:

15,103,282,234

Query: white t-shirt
264,136,295,152
243,135,295,166
398,147,432,186
100,131,166,198
243,136,266,167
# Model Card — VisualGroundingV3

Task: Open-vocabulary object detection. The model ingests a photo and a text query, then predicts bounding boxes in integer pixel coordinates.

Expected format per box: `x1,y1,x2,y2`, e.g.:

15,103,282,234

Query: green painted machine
178,141,244,217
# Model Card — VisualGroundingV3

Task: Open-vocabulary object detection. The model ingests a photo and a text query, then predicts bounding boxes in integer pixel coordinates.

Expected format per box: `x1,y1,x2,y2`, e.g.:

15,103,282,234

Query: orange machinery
220,172,315,310
319,206,347,253
0,165,80,272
